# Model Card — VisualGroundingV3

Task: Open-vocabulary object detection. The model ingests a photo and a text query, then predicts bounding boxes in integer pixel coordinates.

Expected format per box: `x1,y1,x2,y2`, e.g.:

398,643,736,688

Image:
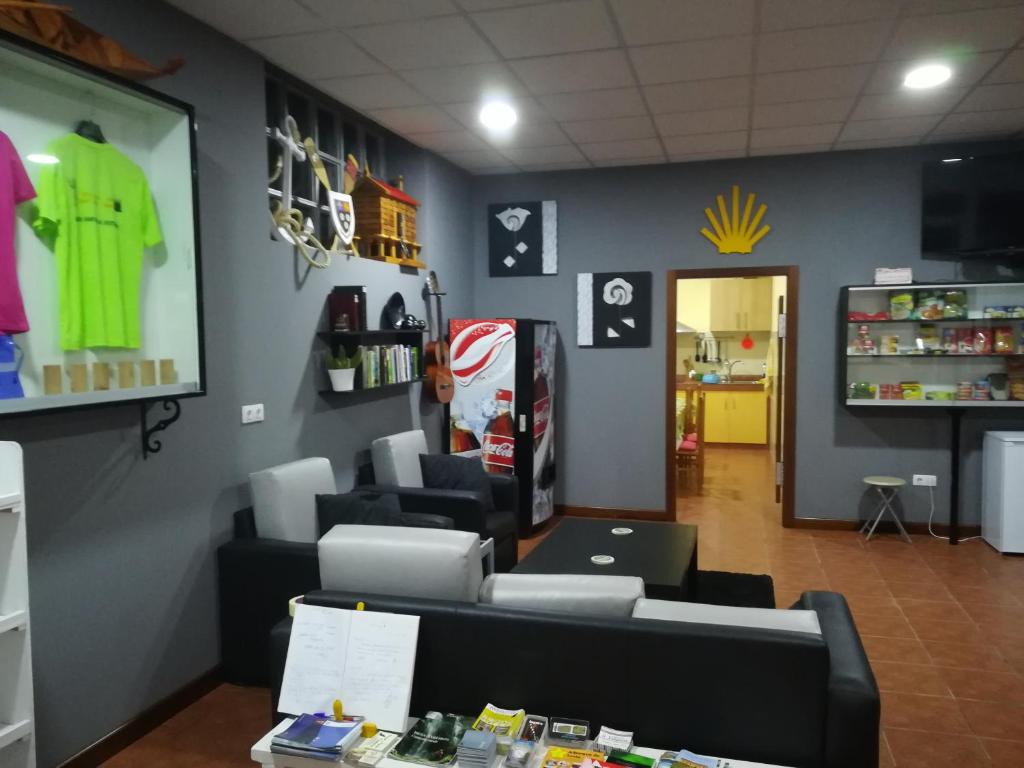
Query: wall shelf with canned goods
841,282,1024,407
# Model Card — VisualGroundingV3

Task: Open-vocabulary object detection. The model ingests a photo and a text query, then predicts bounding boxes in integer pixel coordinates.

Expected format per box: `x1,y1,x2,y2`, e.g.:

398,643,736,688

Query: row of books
360,345,421,389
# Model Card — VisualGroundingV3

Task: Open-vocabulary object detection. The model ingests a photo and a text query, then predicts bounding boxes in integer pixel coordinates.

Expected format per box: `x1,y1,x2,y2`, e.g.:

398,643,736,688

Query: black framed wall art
577,271,652,348
488,200,557,277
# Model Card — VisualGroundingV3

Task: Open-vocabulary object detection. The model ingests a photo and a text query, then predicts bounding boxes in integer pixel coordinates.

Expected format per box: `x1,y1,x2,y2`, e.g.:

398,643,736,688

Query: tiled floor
105,446,1024,767
678,446,1024,768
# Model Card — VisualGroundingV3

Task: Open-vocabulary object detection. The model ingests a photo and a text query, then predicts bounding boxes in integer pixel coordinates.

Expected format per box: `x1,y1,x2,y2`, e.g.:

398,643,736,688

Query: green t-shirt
35,133,162,350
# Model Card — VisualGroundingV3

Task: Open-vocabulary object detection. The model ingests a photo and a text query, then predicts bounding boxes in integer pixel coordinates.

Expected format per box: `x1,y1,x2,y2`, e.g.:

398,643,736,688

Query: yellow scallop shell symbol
700,185,771,254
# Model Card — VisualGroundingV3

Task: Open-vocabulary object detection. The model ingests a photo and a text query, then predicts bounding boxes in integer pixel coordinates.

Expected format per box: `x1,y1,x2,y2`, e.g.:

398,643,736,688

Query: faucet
722,359,740,383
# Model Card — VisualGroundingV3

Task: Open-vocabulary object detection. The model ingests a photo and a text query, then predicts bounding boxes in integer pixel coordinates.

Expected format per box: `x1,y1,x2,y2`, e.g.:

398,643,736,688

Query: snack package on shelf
914,289,944,320
1008,358,1024,401
943,290,968,319
957,328,975,354
900,381,923,400
848,382,877,400
889,291,914,320
915,324,941,353
974,328,993,355
994,326,1015,354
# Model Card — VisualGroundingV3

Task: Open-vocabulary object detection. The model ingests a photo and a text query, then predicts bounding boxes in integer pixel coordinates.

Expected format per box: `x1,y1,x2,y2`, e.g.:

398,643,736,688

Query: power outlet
241,403,265,424
913,474,937,487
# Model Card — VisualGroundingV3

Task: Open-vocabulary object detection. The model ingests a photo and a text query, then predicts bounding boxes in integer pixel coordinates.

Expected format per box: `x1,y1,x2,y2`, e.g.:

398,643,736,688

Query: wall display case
0,31,204,417
841,282,1024,408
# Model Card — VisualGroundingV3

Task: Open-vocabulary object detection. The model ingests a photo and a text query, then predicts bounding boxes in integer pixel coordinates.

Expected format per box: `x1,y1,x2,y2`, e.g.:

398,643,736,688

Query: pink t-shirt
0,131,36,335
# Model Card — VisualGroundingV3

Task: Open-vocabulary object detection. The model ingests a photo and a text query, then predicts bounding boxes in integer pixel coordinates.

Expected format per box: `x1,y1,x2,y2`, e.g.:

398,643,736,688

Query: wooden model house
351,172,424,267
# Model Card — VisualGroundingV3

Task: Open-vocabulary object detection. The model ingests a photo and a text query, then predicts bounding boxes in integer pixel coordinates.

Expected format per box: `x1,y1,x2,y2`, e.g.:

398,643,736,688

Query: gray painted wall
470,147,1024,527
0,1,474,764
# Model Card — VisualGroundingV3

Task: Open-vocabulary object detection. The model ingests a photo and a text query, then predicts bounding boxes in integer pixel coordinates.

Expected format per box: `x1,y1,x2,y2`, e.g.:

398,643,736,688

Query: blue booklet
272,714,364,757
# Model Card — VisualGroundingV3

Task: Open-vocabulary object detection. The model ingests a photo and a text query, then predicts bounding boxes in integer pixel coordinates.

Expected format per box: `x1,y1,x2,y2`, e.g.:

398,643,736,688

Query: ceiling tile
303,0,458,27
751,123,842,147
442,97,552,128
663,131,748,154
932,108,1024,135
519,160,594,171
749,143,833,156
165,0,322,40
610,0,755,46
851,88,967,120
354,16,496,69
839,115,941,141
644,77,750,113
883,6,1024,61
865,52,1003,93
903,0,1024,13
757,22,892,73
456,0,551,9
250,30,385,80
442,148,514,169
958,82,1024,112
655,106,749,136
510,50,635,94
760,0,897,33
408,130,490,153
630,36,754,85
369,105,464,133
472,0,617,58
753,98,853,129
561,115,656,143
539,88,648,120
755,65,870,103
592,155,666,167
400,62,524,103
667,148,747,162
835,136,922,150
319,74,427,110
985,49,1024,83
481,123,573,147
502,144,587,164
580,137,665,161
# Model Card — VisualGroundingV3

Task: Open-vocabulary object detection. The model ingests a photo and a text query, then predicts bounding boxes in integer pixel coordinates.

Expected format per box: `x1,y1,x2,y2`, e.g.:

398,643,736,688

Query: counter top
700,382,766,392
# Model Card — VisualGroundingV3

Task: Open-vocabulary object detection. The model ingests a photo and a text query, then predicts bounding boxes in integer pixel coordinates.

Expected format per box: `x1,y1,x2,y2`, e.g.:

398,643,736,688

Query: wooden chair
675,385,705,492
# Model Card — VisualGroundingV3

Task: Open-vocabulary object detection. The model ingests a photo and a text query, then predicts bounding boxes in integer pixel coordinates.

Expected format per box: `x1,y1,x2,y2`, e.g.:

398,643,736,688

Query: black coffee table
513,518,698,601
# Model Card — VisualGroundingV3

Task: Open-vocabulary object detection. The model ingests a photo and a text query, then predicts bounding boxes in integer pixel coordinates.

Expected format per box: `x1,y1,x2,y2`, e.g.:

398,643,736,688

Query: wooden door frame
666,266,800,527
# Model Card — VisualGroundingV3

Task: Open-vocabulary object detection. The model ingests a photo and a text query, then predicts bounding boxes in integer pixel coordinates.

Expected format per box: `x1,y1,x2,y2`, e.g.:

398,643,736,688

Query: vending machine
447,318,556,535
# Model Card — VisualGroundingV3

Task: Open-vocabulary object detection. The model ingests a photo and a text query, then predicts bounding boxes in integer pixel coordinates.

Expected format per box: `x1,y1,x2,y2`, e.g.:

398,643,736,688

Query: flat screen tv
922,149,1024,257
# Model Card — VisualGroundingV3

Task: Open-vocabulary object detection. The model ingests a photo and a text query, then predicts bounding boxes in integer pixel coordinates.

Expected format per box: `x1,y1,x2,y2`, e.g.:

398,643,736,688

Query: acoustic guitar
424,271,454,404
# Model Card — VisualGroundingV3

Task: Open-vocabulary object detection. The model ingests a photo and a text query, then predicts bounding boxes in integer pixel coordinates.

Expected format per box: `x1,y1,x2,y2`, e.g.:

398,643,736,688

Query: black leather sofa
269,590,879,768
355,466,520,574
218,495,453,686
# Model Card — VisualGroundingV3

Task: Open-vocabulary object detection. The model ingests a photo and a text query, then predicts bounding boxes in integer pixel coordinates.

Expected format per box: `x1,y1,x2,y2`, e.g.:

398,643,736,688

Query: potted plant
326,347,362,392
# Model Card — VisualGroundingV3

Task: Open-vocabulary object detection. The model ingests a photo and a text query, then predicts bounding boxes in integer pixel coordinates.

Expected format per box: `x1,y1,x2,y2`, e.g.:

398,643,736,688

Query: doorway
665,266,799,527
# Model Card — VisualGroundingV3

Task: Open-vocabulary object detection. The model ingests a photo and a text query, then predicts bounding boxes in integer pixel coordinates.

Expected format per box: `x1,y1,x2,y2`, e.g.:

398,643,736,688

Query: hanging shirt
0,131,36,335
34,133,162,350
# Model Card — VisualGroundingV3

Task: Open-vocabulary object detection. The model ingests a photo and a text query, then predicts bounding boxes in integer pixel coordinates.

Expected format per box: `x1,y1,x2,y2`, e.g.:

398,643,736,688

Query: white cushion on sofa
371,430,428,487
319,525,483,602
250,457,336,543
480,574,645,618
632,598,822,635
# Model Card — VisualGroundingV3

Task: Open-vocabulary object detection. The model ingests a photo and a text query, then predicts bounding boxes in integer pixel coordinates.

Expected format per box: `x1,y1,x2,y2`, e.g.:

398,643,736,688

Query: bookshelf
317,330,426,395
0,443,35,767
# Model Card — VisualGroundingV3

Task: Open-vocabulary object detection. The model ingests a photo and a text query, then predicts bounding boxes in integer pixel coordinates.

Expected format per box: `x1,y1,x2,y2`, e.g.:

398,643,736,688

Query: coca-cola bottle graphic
482,389,515,474
450,417,481,453
533,348,550,444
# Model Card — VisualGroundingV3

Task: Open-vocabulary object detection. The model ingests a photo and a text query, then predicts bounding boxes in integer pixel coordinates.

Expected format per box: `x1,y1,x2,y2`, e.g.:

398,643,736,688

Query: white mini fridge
982,431,1024,553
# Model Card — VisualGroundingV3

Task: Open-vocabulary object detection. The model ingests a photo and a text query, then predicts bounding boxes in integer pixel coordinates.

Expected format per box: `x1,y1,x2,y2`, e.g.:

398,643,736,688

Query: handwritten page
278,604,420,733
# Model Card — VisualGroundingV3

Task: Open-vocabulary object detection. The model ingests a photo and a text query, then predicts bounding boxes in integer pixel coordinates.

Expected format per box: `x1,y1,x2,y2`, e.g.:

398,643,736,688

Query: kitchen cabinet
710,278,774,332
703,388,768,444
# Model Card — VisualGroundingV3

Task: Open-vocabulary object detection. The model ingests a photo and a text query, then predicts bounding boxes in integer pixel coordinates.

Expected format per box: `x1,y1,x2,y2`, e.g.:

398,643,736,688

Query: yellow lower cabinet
729,391,768,444
702,390,732,443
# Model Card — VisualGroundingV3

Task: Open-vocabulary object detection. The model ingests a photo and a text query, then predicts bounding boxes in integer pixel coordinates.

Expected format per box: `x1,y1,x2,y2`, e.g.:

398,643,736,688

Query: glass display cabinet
0,31,204,418
842,282,1024,408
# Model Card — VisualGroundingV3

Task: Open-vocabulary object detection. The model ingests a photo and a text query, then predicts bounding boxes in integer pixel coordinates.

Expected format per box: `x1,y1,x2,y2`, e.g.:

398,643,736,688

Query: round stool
861,476,911,543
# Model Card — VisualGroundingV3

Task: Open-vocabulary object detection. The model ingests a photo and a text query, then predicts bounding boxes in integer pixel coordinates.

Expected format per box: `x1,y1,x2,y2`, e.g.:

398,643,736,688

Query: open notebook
278,604,420,732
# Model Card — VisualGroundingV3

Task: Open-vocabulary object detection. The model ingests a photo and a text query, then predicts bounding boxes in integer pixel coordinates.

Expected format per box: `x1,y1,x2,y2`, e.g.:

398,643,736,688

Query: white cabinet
0,443,34,768
982,432,1024,554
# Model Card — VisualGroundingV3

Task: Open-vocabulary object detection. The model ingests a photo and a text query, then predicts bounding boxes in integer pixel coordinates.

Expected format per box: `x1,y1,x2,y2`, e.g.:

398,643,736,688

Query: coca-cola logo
450,321,516,386
482,434,515,465
533,396,550,438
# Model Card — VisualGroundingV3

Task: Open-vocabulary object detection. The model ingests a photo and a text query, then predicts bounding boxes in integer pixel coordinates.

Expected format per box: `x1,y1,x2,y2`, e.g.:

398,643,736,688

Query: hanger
73,119,106,143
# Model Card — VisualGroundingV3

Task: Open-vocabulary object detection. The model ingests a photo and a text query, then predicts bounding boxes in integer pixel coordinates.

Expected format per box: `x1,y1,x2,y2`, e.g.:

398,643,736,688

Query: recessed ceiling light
479,101,517,131
903,63,952,90
26,153,59,165
942,157,963,163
